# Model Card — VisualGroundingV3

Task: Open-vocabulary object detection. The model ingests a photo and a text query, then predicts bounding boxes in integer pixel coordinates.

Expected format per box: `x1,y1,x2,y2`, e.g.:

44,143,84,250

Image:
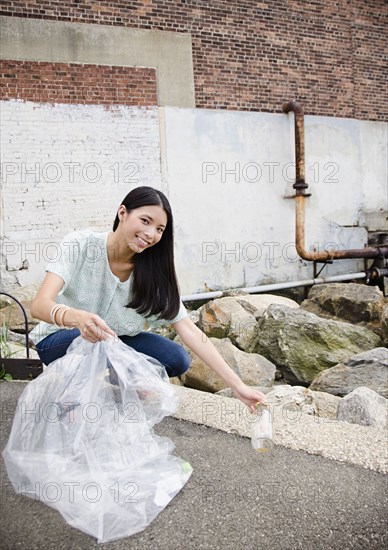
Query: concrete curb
171,386,388,474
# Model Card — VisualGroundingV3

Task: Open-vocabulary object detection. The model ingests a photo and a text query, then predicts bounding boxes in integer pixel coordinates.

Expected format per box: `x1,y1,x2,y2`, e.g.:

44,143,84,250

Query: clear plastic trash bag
2,336,192,544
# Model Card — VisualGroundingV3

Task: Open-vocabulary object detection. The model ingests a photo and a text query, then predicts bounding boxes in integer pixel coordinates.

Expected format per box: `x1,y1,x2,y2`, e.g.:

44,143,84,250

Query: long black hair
112,186,181,320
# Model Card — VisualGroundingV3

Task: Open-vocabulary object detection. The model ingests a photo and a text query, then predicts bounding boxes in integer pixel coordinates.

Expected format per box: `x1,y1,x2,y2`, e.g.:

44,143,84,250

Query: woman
30,186,267,412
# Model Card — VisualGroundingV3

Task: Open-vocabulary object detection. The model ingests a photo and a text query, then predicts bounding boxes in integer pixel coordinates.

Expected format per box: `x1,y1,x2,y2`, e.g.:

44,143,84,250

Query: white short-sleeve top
29,229,188,345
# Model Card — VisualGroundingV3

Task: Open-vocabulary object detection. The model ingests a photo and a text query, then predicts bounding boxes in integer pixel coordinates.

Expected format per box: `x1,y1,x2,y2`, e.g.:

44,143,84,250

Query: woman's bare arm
31,272,115,342
173,316,267,412
31,272,65,323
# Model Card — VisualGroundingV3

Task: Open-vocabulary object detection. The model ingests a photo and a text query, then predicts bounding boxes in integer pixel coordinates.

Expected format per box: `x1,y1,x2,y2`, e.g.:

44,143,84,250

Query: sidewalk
1,382,387,549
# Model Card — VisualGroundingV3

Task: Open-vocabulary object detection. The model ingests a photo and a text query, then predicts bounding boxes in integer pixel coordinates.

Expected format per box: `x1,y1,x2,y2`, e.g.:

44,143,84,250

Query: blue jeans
35,329,191,378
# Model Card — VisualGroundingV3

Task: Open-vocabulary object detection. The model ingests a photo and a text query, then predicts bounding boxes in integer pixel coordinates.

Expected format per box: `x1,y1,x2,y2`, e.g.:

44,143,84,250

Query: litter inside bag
2,336,192,544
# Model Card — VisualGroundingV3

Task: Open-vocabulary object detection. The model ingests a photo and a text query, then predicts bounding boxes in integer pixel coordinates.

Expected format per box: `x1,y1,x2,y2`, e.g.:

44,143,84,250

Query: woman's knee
167,344,191,377
120,332,191,377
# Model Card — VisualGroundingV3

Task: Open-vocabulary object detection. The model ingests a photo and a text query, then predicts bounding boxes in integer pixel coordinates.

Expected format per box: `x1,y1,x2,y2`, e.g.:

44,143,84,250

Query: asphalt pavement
1,382,387,550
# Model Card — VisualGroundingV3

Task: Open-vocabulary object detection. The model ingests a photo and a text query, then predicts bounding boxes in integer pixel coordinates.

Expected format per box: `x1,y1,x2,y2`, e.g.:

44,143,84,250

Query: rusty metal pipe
283,101,388,261
295,194,387,260
282,101,307,194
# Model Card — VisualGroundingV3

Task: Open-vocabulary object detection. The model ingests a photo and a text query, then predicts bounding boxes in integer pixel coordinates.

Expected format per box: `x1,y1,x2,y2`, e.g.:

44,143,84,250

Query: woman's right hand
75,310,116,343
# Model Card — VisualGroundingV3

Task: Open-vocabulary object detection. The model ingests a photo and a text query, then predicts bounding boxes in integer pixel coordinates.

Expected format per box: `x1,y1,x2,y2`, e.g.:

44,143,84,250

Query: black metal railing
0,291,43,380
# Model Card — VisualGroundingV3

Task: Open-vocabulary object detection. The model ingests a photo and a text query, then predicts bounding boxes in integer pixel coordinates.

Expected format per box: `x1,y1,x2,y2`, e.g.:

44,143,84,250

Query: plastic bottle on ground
251,403,273,453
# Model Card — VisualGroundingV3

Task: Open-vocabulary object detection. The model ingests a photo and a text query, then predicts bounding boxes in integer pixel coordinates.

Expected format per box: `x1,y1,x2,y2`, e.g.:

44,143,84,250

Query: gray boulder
198,298,249,342
198,294,299,351
234,294,299,318
264,385,341,419
221,289,249,297
217,384,341,420
0,283,41,332
148,309,199,340
0,283,41,309
215,385,274,398
381,304,388,345
266,385,316,416
248,304,381,385
311,391,342,420
310,347,388,397
1,301,38,332
179,336,276,393
300,283,385,324
337,387,387,429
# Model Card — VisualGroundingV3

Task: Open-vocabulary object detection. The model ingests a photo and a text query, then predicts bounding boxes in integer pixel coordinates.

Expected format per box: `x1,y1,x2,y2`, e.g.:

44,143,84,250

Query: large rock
0,283,41,309
215,385,274,397
311,390,342,420
0,283,41,333
147,309,199,340
248,304,381,385
265,385,316,416
198,299,236,340
337,387,387,429
264,385,341,420
381,304,388,345
0,301,38,332
216,384,341,420
221,289,249,297
300,283,385,324
198,294,299,351
233,294,299,318
310,347,388,397
179,336,276,392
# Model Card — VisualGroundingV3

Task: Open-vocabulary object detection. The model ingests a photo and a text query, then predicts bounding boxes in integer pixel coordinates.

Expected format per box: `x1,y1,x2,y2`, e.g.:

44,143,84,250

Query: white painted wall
1,100,387,295
0,100,162,287
163,108,387,294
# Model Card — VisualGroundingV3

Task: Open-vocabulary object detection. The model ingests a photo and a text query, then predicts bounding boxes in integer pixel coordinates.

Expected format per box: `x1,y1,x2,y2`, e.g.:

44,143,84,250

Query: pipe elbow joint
282,101,304,116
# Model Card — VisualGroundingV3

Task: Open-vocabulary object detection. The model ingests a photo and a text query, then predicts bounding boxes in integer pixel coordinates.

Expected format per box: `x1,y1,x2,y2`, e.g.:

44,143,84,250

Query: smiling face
118,204,168,254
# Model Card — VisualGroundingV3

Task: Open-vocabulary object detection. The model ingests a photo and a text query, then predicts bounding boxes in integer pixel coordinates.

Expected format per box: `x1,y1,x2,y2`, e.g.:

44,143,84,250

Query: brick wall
0,61,157,106
0,0,387,120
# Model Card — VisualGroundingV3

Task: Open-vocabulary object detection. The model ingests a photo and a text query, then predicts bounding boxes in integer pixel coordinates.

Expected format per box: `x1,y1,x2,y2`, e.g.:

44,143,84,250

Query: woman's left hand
231,383,269,413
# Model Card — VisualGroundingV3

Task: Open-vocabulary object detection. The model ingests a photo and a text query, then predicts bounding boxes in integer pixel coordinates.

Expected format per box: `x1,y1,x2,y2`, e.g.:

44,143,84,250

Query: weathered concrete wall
1,101,387,294
163,108,387,294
